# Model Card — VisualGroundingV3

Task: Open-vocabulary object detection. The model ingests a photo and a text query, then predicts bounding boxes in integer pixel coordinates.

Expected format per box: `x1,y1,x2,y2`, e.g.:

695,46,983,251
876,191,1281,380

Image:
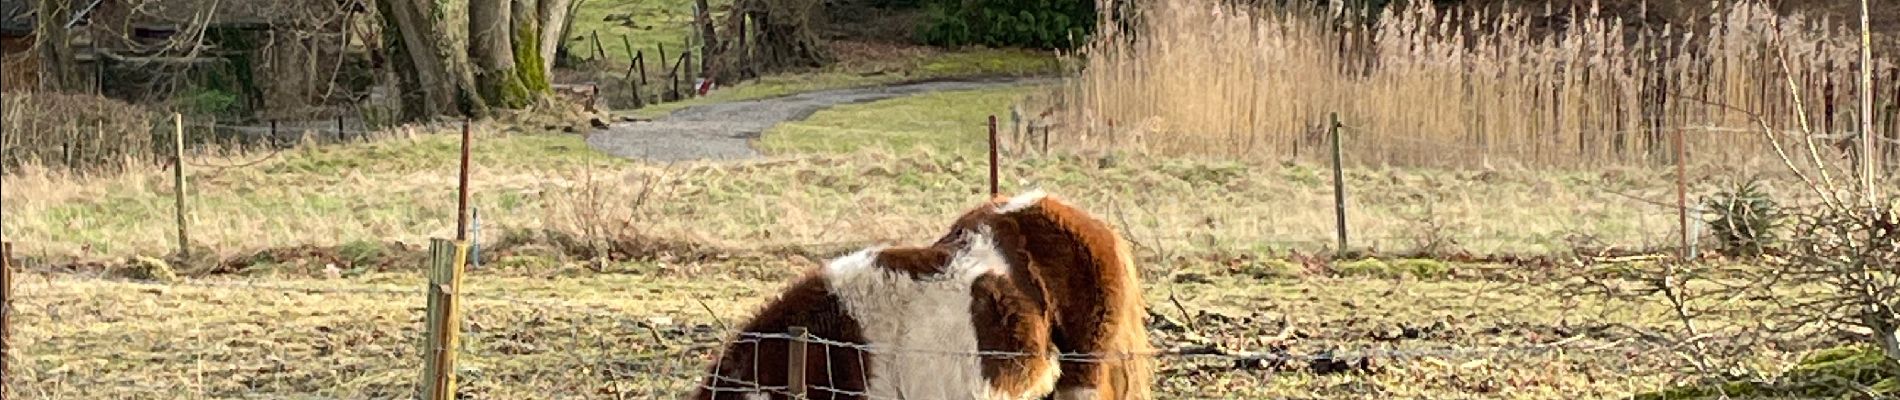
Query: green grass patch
1333,258,1452,279
567,0,721,62
268,132,623,175
1638,344,1900,399
914,48,1062,77
758,85,1041,156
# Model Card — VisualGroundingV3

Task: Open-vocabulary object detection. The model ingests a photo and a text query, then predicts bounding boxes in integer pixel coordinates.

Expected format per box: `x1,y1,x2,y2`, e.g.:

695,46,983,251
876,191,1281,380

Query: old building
1,1,37,92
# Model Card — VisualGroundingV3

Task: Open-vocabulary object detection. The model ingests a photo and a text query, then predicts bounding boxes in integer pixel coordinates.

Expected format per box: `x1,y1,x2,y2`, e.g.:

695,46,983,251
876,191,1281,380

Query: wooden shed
1,1,37,92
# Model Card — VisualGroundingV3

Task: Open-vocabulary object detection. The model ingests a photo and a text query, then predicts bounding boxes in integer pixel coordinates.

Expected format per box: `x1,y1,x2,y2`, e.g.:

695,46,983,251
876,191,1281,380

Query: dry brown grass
1044,0,1900,170
4,264,1810,399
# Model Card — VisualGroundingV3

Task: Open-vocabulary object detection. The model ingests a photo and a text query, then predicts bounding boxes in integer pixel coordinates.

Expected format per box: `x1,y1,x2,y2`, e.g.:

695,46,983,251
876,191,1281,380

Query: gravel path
586,77,1050,162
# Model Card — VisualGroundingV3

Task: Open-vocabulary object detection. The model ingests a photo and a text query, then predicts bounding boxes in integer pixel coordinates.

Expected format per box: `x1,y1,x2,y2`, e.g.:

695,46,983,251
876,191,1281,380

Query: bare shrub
1,92,159,171
532,166,696,268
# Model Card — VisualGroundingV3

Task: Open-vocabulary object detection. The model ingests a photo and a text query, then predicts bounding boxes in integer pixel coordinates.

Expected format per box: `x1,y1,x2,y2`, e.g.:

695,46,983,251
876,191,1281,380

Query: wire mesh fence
1,251,1786,400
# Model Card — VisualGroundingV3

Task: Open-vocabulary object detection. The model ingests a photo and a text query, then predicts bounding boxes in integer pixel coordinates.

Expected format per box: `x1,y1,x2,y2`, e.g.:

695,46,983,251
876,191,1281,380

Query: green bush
918,0,1095,49
1702,178,1783,257
174,86,240,118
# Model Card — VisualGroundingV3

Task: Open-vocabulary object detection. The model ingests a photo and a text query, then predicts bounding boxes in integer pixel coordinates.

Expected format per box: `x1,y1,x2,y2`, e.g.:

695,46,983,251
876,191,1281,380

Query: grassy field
0,83,1848,398
567,0,724,63
6,261,1811,399
0,108,1714,273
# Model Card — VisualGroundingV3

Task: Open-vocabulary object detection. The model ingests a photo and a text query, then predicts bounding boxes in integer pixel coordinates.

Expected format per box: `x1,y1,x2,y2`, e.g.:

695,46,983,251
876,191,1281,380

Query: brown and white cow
933,189,1156,400
691,225,1060,400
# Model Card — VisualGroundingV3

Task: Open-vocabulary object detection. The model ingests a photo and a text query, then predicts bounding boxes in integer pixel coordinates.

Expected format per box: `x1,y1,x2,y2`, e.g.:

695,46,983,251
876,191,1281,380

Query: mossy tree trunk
511,0,552,94
707,0,830,84
469,0,555,109
535,0,575,75
472,0,533,108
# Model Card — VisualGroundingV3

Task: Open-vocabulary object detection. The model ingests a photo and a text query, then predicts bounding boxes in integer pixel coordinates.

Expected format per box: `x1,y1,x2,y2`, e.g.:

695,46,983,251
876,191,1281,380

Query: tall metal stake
988,115,1000,197
457,118,472,241
1,242,11,400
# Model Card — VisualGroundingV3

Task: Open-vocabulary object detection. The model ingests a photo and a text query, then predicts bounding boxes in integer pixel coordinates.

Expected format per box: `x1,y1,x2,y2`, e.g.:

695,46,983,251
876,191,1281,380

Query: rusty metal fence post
988,115,1000,197
1,241,11,400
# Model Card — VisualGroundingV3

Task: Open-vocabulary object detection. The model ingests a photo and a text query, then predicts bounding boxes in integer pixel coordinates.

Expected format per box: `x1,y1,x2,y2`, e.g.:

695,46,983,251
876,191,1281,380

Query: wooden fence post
787,326,808,399
1329,112,1348,256
1675,127,1692,260
591,30,607,60
420,238,470,400
172,113,190,259
636,51,649,86
2,241,12,400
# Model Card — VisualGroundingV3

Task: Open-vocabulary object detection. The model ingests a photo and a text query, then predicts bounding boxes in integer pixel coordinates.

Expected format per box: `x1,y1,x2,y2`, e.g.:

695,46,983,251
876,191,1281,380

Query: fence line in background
0,235,1687,398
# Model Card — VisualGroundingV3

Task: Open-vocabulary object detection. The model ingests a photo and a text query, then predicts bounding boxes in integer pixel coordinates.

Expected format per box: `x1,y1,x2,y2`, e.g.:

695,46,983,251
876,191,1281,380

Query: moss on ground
1638,345,1900,399
1334,258,1452,279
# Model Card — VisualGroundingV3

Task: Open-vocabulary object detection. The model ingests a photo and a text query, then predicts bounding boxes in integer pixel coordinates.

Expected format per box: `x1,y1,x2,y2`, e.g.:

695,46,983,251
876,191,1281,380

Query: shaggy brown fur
935,191,1158,400
691,272,870,400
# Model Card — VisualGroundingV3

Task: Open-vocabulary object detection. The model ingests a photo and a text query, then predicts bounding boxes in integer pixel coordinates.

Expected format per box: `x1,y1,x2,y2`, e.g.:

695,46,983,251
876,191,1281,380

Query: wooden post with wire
989,115,1000,197
1329,112,1348,256
172,113,190,259
787,326,808,399
1675,127,1691,260
419,238,470,400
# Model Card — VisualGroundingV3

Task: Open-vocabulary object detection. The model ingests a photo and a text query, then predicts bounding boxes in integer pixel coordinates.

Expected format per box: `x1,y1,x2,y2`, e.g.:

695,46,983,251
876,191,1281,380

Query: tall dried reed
1047,0,1899,170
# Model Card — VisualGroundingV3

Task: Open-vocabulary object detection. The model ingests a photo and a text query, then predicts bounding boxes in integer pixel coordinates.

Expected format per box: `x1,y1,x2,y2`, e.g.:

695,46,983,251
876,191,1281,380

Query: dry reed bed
1048,0,1899,171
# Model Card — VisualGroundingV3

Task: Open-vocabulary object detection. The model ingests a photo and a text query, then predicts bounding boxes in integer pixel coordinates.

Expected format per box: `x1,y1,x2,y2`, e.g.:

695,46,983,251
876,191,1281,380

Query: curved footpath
585,77,1051,162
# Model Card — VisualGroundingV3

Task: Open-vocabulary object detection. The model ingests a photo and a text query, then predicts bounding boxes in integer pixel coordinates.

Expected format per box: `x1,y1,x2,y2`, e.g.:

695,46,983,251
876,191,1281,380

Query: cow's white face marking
822,230,1016,400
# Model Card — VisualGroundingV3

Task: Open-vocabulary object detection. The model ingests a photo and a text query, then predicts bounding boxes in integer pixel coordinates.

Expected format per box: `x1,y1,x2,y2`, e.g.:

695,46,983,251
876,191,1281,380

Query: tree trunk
512,0,552,94
472,0,531,108
708,0,828,83
36,0,77,92
695,0,719,80
377,0,461,117
536,0,575,75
